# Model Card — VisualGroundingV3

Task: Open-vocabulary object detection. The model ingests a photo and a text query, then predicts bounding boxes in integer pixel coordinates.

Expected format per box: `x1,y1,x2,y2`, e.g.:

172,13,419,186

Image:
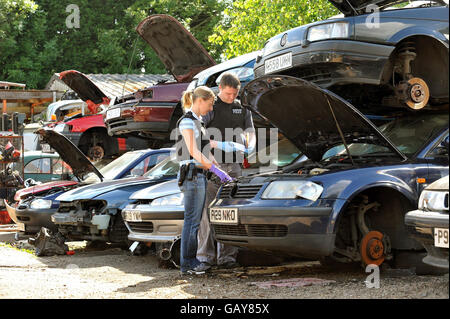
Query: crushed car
5,128,171,237
208,75,448,272
253,0,449,111
104,14,215,148
51,151,176,245
405,174,449,270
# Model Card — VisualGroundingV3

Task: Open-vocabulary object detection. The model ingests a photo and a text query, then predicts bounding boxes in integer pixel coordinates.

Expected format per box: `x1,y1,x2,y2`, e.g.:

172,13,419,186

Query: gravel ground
0,241,448,300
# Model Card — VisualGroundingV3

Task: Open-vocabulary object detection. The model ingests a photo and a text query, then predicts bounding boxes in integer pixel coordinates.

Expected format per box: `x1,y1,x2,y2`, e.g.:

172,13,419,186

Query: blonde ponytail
182,86,215,110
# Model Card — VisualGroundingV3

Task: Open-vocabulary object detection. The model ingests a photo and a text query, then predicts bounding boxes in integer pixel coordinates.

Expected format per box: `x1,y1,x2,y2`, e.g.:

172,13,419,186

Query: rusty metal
361,231,385,266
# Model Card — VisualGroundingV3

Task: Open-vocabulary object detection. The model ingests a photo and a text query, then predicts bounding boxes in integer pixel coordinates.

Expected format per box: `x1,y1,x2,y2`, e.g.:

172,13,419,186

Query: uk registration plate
106,108,121,120
434,228,449,248
124,211,142,222
265,52,292,74
209,207,238,224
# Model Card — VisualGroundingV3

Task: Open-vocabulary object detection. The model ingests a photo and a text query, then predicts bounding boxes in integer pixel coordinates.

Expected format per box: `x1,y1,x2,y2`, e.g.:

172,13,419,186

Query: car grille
127,221,154,233
213,224,287,237
219,184,263,199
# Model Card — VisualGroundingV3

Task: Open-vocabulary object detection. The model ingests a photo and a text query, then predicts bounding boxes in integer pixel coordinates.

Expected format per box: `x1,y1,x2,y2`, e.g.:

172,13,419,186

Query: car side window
147,154,169,172
24,158,51,174
427,133,449,159
52,158,73,175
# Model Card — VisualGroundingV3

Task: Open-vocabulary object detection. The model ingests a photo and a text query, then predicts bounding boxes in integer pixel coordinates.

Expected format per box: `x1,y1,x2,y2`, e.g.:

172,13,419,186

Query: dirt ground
0,240,448,302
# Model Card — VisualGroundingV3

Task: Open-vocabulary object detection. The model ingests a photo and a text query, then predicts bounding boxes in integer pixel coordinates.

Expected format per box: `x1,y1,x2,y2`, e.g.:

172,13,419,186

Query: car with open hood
5,128,171,237
405,174,449,269
208,75,448,272
253,0,449,112
51,150,176,245
104,14,215,148
122,137,307,266
51,70,148,161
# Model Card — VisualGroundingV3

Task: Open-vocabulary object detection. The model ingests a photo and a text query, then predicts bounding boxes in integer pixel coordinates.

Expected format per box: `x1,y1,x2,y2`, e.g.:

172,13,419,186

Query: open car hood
241,75,406,163
136,14,215,83
35,128,104,181
329,0,408,16
59,70,110,113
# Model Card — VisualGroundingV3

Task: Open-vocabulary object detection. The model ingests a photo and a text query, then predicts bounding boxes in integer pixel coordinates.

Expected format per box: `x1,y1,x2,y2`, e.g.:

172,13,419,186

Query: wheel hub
88,145,104,162
361,231,385,266
405,77,430,110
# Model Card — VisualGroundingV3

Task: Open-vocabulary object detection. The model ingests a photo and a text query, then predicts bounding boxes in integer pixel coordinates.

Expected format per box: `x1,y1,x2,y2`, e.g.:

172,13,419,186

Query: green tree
209,0,338,59
1,0,226,88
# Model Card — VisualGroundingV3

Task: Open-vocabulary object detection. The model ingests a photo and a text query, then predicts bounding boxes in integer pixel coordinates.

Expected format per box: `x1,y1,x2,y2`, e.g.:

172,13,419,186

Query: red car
104,14,216,148
51,70,148,161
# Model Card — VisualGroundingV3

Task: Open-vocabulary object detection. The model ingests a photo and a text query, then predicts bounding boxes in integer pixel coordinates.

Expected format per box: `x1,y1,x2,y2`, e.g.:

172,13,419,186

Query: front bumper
254,40,394,88
209,199,336,259
5,201,58,234
405,209,449,269
123,205,184,243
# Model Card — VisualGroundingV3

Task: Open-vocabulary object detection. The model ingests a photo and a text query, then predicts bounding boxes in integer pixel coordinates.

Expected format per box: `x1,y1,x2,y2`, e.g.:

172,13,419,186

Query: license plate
434,228,449,248
106,108,121,120
265,52,292,74
209,207,238,224
124,211,142,222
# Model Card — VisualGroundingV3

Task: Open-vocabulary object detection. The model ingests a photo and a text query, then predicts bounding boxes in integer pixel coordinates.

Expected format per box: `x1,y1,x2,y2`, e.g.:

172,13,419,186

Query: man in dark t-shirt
197,73,255,269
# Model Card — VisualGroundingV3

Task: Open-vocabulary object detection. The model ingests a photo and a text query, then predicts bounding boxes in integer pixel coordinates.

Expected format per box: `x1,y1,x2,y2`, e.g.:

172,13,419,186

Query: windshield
144,155,179,179
247,137,302,169
323,113,449,160
99,152,145,180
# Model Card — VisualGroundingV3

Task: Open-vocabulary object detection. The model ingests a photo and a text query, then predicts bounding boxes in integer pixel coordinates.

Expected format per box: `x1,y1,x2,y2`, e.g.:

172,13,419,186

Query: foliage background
0,0,336,89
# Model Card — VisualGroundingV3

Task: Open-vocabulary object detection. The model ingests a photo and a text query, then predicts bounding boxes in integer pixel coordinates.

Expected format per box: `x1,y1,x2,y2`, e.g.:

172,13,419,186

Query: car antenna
122,36,140,97
324,94,355,166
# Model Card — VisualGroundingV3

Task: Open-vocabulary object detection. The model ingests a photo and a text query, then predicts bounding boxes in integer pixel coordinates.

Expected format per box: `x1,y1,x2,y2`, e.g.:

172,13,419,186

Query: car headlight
418,190,449,212
30,199,53,209
151,193,184,206
261,181,323,201
307,22,349,42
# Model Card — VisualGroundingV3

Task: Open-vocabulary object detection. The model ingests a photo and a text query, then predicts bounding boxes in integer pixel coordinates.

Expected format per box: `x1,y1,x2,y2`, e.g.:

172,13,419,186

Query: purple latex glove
209,164,233,183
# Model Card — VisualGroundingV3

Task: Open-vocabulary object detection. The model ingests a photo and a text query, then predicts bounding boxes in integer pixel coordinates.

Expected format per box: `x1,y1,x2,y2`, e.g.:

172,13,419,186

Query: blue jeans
179,173,207,272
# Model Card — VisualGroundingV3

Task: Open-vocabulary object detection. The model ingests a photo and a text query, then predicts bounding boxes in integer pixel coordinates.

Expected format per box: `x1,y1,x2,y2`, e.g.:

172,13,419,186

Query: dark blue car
209,75,448,270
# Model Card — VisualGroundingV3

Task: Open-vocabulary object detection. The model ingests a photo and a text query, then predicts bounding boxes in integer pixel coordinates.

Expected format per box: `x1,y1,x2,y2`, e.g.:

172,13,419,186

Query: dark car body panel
35,128,103,181
59,70,110,106
241,75,405,162
136,14,215,83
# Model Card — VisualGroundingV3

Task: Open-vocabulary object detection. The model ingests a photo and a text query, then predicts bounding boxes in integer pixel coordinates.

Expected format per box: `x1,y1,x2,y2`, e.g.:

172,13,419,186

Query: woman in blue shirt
177,86,232,275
